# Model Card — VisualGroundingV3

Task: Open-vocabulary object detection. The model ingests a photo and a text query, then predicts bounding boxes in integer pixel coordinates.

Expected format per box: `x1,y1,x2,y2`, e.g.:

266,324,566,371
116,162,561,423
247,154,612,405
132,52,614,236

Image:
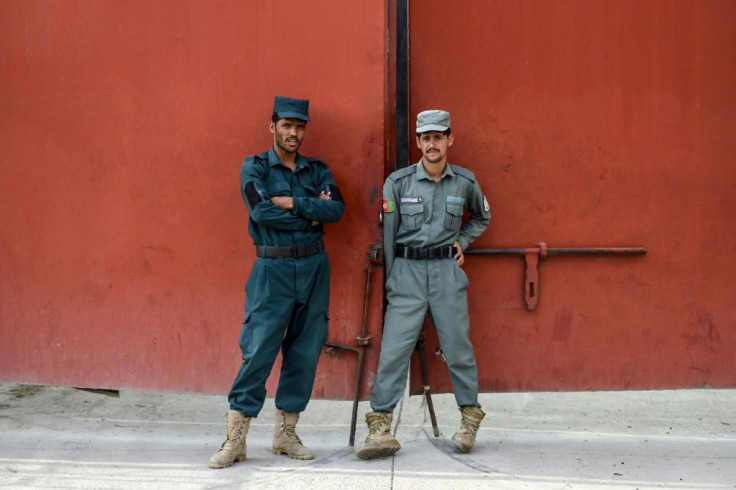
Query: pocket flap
266,181,291,197
400,203,424,216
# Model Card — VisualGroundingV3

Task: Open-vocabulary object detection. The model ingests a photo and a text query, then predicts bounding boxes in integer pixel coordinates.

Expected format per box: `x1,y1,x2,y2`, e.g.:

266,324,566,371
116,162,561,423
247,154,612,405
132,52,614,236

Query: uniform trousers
370,257,480,412
228,252,330,417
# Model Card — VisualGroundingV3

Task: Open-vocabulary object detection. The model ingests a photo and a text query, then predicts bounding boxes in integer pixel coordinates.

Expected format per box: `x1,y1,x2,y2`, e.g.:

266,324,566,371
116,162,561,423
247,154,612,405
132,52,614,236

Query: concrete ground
0,382,735,489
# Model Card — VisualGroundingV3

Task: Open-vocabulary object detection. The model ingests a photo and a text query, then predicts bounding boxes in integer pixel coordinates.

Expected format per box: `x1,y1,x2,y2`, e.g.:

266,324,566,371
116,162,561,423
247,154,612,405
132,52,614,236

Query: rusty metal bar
349,264,373,446
465,246,647,256
464,242,647,310
323,245,381,446
546,247,647,255
323,342,358,353
416,328,440,437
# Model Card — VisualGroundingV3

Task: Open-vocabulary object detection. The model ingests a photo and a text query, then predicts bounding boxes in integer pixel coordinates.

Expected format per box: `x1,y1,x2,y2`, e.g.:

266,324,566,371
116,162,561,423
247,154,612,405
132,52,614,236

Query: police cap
416,109,450,133
273,95,310,122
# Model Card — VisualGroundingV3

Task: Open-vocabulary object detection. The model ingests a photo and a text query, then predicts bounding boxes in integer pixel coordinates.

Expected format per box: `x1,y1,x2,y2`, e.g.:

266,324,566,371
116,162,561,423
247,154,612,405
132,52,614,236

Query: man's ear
269,122,276,134
415,136,422,149
447,134,454,147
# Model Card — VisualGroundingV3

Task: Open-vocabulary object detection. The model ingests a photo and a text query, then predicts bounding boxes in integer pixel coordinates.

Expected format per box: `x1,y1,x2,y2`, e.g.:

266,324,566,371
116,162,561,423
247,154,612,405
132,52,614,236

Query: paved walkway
1,382,735,489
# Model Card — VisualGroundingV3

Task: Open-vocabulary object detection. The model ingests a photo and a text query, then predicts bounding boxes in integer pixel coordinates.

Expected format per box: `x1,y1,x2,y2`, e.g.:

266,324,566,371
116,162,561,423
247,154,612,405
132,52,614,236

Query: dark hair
416,128,452,137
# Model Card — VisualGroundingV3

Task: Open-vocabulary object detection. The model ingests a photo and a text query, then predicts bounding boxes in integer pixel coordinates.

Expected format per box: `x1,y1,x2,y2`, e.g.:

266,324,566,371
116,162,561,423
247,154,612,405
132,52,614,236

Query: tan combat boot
451,405,485,453
272,409,315,460
355,411,401,460
208,410,251,468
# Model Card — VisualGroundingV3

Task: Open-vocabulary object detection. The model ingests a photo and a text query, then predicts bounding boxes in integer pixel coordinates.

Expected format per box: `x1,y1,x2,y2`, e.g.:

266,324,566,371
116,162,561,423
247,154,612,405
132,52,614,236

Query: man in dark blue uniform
209,96,345,469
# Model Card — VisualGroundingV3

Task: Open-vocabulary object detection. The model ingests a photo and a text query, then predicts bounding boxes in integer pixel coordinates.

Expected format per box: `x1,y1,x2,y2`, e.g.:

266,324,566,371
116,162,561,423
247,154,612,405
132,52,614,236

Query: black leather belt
256,241,324,258
395,244,457,260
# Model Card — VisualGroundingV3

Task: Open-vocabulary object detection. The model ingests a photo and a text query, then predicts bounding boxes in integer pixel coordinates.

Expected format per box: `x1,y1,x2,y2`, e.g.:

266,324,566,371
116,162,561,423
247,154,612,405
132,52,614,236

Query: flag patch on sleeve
382,199,395,213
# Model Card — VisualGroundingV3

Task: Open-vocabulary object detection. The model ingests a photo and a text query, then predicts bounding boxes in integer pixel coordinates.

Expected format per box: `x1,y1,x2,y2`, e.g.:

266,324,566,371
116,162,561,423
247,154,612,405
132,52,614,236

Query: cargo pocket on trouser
239,313,253,358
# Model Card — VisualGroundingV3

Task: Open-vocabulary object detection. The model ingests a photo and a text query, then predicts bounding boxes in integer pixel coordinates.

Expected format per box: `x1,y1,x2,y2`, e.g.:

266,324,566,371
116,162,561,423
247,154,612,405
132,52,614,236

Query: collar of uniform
268,147,309,170
415,158,456,181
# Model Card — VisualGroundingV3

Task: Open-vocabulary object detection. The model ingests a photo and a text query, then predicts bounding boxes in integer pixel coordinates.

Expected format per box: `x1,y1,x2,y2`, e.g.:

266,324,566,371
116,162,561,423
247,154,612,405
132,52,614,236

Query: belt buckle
417,247,428,259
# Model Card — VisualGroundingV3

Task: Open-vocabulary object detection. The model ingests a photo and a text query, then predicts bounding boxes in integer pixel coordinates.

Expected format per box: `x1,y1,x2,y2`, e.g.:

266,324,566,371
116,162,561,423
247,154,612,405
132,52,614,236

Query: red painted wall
410,0,736,393
2,0,735,398
0,0,387,396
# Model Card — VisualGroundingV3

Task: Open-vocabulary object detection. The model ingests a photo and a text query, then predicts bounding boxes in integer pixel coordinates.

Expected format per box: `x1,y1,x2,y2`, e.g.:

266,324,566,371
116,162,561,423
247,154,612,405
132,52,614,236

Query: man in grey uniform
356,109,491,459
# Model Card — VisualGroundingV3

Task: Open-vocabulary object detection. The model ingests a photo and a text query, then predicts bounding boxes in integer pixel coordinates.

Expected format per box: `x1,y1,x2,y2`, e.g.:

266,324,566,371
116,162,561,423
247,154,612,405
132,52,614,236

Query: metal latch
465,242,647,310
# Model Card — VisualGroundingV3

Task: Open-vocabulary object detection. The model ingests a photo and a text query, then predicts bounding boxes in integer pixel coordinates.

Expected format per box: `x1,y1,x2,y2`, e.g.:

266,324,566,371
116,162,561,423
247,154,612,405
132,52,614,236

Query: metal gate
1,0,734,400
405,0,736,395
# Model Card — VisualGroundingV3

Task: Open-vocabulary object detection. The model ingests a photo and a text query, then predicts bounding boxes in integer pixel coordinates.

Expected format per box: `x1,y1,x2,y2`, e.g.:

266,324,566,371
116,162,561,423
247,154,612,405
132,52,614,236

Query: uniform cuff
290,197,301,216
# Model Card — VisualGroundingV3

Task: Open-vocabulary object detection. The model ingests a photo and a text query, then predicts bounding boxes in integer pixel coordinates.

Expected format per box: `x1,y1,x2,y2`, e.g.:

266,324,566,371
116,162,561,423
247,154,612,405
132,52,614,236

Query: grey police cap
416,110,450,133
273,95,310,121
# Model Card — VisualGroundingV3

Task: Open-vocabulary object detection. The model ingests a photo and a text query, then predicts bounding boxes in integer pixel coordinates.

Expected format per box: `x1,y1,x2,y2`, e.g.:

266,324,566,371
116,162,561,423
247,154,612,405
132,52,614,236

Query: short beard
276,136,300,153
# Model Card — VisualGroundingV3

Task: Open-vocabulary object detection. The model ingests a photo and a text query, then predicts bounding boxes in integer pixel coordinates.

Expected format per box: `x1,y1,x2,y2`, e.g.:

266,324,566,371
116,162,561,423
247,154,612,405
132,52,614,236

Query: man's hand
273,192,330,224
453,241,465,266
273,191,329,211
271,196,294,210
311,191,331,226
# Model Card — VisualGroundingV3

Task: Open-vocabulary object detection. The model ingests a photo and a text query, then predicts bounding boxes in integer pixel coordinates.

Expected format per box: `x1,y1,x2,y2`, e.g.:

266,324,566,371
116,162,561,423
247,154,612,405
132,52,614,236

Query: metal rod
465,248,534,255
547,247,647,255
349,264,373,446
466,246,647,256
324,342,358,353
395,0,409,170
416,331,440,437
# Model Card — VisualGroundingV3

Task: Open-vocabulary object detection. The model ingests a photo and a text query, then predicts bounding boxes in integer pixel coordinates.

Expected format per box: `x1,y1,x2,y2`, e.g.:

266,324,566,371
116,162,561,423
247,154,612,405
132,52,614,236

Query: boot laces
221,422,245,450
460,418,478,438
281,421,303,444
367,415,390,435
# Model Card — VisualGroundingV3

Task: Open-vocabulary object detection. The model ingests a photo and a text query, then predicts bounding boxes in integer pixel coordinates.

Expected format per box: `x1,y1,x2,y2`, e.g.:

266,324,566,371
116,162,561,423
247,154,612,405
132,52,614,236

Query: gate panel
409,0,736,394
0,0,387,397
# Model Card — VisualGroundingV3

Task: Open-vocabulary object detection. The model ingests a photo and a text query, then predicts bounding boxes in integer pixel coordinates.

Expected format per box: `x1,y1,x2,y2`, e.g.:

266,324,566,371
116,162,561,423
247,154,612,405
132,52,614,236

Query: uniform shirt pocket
266,181,291,197
296,172,320,197
400,202,424,230
444,196,465,230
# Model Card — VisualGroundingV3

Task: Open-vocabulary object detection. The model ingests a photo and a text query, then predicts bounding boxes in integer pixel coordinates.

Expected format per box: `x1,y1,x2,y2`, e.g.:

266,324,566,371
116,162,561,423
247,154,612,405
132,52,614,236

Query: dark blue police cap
273,95,310,122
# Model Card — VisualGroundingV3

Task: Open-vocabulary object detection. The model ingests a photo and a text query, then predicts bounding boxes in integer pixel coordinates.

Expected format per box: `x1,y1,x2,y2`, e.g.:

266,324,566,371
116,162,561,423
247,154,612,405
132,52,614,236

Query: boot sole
208,454,245,468
451,437,472,453
272,448,315,460
355,445,400,460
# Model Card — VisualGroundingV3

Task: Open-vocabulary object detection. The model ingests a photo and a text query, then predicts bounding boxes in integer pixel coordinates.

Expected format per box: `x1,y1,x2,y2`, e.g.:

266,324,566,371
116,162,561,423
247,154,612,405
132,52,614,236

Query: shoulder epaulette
241,152,268,176
388,165,417,182
243,151,268,165
241,155,255,169
449,164,477,183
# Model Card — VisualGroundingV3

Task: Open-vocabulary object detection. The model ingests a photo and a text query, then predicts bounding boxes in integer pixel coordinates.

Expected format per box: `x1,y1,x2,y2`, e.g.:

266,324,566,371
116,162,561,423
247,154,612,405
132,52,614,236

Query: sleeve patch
327,184,344,203
382,199,395,213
